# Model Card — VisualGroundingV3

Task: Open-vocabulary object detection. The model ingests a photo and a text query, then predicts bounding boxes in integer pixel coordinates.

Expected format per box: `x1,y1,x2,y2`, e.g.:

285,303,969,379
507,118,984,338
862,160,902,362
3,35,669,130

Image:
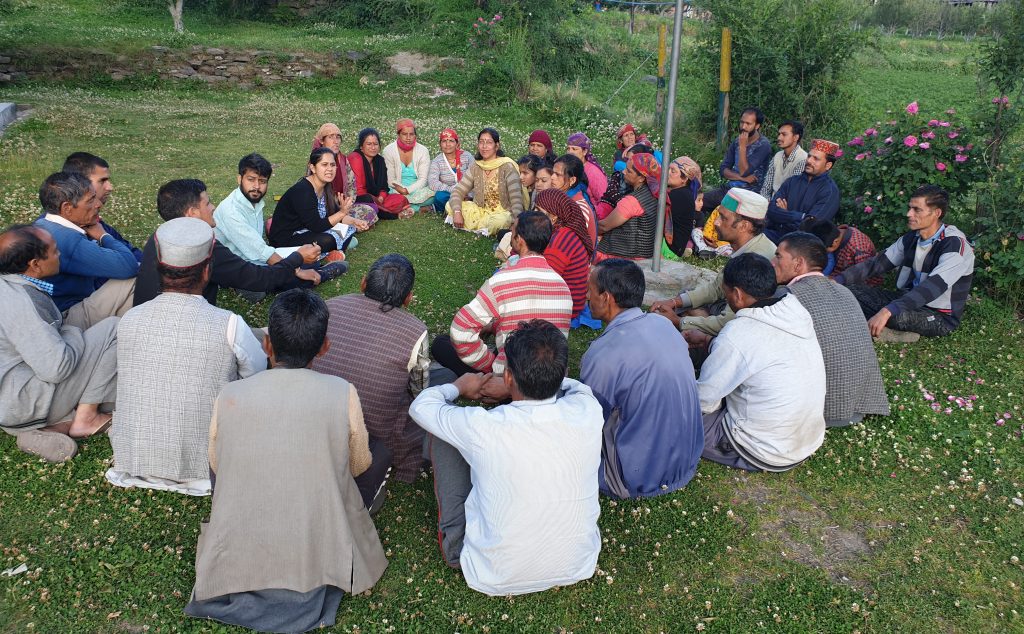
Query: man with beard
765,139,841,242
214,154,293,266
133,179,341,307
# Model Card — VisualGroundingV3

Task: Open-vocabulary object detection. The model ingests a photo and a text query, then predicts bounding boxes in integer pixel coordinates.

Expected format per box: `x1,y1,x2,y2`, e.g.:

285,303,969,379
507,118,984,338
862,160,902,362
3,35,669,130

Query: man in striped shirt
431,212,573,391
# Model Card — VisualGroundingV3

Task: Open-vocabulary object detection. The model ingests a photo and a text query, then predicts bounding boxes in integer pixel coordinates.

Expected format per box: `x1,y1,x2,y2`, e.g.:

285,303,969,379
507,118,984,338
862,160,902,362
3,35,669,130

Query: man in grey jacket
772,232,890,427
0,224,118,462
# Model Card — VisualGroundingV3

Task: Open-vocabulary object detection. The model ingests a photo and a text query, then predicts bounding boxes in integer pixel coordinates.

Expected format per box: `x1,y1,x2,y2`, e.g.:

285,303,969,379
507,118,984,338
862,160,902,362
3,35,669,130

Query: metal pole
651,0,686,272
655,23,667,128
715,27,732,152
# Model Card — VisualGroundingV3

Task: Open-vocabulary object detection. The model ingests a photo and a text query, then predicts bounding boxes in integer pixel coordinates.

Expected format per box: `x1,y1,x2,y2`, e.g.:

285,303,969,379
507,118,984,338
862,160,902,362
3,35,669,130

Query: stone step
634,257,719,306
0,103,15,135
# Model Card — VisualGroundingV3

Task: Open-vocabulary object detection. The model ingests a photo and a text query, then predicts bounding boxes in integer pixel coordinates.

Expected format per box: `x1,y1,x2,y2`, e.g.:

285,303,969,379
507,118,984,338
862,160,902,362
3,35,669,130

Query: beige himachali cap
154,217,215,268
722,187,769,220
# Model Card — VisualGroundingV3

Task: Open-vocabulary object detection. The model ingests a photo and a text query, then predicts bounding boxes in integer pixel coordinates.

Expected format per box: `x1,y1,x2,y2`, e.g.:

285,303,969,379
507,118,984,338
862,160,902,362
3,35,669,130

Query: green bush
688,0,868,136
835,101,984,245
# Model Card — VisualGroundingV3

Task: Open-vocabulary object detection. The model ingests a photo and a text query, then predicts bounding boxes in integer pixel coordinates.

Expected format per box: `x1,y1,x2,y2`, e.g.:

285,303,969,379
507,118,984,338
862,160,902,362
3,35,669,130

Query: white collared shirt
410,379,603,596
44,213,86,235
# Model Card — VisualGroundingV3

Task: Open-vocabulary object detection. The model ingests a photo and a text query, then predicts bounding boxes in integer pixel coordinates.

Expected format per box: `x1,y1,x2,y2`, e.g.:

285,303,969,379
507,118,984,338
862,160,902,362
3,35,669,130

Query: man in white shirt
760,120,807,199
410,319,603,596
697,253,826,472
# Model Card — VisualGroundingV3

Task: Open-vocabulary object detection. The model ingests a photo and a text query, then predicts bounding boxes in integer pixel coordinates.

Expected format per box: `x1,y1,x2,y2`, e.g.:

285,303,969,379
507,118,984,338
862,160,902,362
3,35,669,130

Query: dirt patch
733,480,876,591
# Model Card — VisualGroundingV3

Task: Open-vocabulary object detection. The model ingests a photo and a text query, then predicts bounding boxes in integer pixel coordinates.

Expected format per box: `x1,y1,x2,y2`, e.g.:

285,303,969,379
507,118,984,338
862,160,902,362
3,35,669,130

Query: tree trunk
169,0,184,33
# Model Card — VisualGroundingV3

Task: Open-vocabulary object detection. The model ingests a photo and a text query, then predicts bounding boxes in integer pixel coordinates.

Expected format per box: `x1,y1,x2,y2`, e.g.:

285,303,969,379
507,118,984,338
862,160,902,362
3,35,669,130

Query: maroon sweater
545,226,590,318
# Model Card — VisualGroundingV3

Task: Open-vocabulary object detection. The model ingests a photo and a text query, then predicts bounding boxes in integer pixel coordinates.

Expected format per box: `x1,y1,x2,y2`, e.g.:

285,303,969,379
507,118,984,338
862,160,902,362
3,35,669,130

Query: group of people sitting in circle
0,104,976,632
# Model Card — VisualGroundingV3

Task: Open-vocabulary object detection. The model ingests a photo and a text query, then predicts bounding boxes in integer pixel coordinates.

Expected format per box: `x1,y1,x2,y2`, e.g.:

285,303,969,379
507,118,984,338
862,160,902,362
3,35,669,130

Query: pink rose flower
935,162,946,171
922,131,935,140
834,149,843,158
855,153,867,160
948,131,959,139
884,136,893,144
919,142,931,149
939,121,951,127
865,128,878,136
904,135,918,147
928,119,939,126
848,136,864,146
864,206,873,214
906,101,919,115
955,154,968,163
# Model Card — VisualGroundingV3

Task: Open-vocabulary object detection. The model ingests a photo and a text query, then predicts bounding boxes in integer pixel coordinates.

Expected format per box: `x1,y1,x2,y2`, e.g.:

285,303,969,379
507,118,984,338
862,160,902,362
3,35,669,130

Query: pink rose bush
837,101,983,244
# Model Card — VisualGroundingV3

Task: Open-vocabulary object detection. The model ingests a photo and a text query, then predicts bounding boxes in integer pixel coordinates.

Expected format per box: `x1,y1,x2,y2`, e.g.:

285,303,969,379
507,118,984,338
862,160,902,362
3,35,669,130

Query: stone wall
0,45,375,86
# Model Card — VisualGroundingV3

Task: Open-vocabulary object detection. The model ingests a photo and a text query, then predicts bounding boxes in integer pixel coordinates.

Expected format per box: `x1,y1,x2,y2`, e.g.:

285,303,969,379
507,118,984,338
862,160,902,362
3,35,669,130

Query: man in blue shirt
719,107,773,192
581,259,703,499
765,139,841,242
61,152,143,264
33,171,139,330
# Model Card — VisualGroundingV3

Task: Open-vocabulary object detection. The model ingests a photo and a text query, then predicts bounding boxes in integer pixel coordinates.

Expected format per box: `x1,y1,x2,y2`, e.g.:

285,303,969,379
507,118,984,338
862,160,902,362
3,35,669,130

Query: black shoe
698,249,717,261
237,289,267,303
317,260,348,283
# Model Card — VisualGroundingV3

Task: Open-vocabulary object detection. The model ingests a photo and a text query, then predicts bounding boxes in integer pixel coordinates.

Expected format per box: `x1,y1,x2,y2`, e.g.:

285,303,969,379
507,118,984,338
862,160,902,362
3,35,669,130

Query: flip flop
69,416,112,439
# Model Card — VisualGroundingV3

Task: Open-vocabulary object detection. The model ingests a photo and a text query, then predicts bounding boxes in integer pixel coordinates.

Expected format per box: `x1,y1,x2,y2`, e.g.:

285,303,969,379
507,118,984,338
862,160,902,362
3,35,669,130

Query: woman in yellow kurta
446,128,524,236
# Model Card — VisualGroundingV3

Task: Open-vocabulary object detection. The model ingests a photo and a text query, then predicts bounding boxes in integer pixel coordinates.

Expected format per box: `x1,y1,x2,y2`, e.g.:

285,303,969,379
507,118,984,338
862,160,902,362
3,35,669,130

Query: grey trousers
424,432,471,568
700,407,762,472
63,277,136,331
46,316,119,424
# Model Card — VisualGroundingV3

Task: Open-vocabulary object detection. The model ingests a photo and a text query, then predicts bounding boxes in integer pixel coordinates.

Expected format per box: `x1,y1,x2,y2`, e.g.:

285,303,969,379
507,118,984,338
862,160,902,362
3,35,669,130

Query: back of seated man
581,259,703,499
698,253,826,472
0,225,118,462
61,152,143,264
186,289,389,633
772,232,890,427
108,217,267,495
33,171,139,330
133,179,341,307
431,211,572,394
411,320,604,596
835,185,974,342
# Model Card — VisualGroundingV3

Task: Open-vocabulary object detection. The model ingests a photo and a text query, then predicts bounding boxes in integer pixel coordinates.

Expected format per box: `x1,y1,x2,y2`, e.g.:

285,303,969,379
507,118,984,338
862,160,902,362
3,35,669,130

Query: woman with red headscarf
381,118,435,214
596,153,663,261
614,124,642,164
427,128,475,213
526,129,557,166
534,189,594,318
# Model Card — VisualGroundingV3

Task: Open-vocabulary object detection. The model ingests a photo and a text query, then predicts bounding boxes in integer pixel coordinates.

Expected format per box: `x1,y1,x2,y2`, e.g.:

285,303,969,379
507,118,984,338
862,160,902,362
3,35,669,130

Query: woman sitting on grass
566,132,608,205
534,188,594,318
381,118,434,214
427,128,474,213
446,128,523,237
596,153,662,261
551,154,597,249
664,155,703,259
311,123,378,226
526,129,558,166
269,147,367,262
349,128,411,220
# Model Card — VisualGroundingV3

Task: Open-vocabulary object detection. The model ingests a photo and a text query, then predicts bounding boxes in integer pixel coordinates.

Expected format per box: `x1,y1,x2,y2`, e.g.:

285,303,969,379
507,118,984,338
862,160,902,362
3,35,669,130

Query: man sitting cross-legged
108,217,267,495
186,289,389,633
772,232,890,428
698,253,826,472
650,187,777,358
836,184,974,342
0,225,118,462
431,211,572,398
581,259,703,499
33,171,139,330
134,179,340,307
312,254,430,484
411,319,603,596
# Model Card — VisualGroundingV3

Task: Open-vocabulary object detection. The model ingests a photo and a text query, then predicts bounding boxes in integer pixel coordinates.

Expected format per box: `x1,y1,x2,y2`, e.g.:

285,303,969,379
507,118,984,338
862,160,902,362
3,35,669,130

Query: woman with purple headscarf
566,132,608,206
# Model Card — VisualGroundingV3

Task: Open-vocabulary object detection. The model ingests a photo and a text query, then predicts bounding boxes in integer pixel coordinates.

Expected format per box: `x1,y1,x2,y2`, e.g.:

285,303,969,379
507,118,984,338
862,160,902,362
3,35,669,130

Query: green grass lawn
2,80,1023,634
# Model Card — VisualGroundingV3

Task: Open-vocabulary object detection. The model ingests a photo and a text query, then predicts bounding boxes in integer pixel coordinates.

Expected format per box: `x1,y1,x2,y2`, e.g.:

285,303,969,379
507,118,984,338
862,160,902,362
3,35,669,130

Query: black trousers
430,335,480,377
847,285,954,337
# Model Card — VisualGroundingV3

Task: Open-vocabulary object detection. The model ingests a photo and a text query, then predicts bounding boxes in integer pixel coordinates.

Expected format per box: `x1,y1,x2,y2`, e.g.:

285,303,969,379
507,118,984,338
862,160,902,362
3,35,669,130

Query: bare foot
68,411,112,438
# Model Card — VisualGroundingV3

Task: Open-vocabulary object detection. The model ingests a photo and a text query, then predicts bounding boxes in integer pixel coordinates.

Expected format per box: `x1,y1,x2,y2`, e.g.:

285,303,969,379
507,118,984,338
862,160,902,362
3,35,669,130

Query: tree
169,0,184,33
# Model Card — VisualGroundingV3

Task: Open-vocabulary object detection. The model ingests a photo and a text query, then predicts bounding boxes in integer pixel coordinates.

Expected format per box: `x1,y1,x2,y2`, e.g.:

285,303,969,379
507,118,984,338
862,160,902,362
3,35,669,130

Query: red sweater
545,227,590,317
